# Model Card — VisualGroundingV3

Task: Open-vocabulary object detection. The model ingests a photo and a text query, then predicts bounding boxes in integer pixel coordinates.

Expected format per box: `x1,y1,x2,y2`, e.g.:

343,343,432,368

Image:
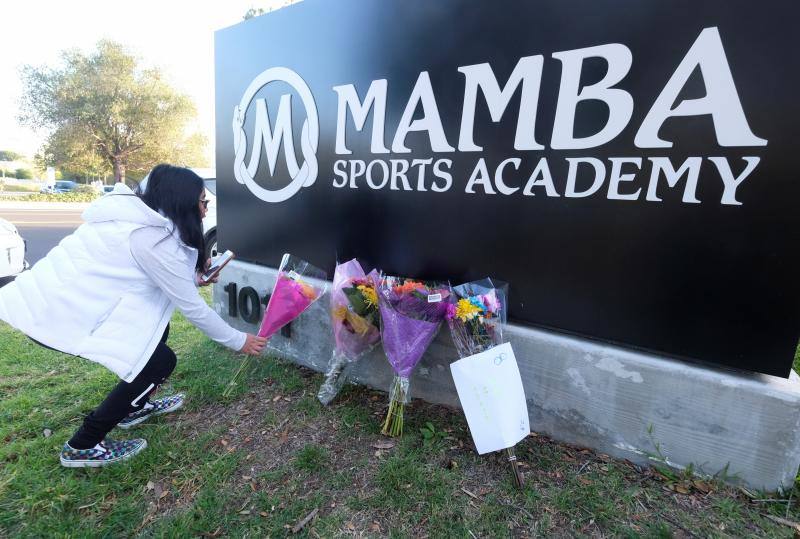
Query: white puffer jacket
0,185,246,382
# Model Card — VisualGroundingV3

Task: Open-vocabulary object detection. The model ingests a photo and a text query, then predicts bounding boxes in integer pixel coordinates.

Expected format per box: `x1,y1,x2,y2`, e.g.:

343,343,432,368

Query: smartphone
201,250,235,283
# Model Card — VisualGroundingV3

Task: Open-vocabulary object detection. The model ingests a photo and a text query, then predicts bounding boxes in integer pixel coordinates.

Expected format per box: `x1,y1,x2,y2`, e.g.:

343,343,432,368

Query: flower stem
381,377,407,437
506,446,524,488
381,399,395,435
318,354,349,405
222,355,252,398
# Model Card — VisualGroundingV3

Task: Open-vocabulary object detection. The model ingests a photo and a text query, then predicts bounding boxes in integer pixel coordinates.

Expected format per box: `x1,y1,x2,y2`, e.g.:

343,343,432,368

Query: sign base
214,260,800,491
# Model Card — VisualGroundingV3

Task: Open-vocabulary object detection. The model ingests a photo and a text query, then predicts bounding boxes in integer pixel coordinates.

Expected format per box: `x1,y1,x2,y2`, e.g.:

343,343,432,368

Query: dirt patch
146,363,783,537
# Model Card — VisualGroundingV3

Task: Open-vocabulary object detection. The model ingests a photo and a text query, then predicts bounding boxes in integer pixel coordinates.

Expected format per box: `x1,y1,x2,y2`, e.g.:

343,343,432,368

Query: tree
19,40,208,184
14,168,33,180
243,7,266,19
244,2,301,19
0,150,23,162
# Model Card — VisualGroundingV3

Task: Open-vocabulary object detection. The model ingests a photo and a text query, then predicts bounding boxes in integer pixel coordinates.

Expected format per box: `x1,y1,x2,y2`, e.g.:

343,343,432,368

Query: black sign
215,0,800,377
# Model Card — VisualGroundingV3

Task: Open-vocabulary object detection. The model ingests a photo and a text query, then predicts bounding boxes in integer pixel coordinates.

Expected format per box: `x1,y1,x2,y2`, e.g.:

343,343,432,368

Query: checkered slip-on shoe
117,393,185,430
60,438,147,468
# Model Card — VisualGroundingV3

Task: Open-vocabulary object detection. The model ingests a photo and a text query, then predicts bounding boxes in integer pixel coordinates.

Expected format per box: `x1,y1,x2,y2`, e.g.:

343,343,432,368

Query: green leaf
343,286,369,316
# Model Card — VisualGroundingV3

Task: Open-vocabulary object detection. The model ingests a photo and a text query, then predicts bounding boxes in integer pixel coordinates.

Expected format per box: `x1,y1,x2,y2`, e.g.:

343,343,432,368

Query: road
0,208,83,265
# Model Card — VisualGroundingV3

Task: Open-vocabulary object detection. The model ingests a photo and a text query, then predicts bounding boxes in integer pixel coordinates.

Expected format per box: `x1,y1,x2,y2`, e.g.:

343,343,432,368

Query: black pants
68,325,177,449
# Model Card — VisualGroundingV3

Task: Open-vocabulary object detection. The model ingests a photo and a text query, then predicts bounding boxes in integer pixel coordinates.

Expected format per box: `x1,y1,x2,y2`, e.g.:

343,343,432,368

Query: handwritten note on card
450,342,530,455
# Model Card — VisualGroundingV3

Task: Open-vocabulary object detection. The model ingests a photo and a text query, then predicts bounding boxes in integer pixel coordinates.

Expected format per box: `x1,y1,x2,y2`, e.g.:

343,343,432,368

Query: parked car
53,180,78,194
0,218,28,278
103,185,115,194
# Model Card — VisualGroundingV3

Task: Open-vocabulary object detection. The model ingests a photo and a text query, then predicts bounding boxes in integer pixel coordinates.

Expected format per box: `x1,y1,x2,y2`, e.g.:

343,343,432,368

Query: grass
2,291,800,536
294,444,329,473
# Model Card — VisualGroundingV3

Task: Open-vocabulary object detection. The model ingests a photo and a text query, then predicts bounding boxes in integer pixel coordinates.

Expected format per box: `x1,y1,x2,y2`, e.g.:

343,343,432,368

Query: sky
0,1,290,161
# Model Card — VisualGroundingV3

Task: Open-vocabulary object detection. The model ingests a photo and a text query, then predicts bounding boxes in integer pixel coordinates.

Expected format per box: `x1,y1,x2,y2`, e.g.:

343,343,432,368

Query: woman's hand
197,272,218,286
196,258,218,287
240,333,267,355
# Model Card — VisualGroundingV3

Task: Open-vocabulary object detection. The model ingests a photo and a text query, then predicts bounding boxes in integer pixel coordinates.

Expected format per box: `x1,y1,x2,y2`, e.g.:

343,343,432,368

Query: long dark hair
138,164,206,271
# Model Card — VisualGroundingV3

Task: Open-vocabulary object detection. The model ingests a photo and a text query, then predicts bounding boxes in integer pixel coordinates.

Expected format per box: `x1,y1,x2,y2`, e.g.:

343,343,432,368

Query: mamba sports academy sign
215,0,800,376
232,28,762,205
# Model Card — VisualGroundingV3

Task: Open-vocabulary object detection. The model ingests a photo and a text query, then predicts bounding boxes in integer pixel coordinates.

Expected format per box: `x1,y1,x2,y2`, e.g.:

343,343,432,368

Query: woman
0,165,266,467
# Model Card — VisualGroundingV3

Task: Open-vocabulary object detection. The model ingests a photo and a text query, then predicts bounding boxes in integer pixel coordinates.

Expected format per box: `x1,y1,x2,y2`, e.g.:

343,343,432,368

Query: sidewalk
0,200,91,211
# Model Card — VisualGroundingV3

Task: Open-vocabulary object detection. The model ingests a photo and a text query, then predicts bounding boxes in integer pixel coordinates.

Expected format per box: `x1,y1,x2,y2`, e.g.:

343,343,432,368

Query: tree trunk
113,159,126,184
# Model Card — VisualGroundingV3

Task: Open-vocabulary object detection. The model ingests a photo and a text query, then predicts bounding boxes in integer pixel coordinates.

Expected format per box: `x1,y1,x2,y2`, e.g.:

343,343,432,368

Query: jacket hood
81,184,169,227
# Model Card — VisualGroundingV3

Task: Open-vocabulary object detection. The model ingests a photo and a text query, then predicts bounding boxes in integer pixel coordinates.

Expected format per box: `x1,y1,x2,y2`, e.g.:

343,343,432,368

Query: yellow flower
335,305,372,336
357,284,378,307
346,311,372,336
455,298,481,322
333,305,348,322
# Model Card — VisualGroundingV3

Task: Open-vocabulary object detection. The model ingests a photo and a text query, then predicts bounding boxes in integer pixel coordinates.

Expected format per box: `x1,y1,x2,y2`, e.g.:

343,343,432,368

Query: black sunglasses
200,199,209,209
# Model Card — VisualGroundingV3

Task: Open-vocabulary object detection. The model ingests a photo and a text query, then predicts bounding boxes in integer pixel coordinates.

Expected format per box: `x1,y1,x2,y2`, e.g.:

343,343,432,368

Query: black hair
138,164,206,271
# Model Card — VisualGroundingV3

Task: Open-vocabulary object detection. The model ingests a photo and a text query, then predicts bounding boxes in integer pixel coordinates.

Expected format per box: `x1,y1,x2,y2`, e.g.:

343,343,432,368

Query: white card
449,342,530,455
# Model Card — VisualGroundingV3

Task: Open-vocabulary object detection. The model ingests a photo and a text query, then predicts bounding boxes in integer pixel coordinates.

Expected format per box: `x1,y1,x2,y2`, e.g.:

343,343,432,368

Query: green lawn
0,183,39,193
2,296,800,537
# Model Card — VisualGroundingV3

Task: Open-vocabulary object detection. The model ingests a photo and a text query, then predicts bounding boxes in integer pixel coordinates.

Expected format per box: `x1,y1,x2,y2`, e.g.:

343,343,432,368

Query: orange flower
392,280,427,295
297,280,318,300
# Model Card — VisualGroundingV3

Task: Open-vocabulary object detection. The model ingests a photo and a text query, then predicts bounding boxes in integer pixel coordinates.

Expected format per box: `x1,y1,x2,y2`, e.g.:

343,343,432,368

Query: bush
14,168,33,180
7,192,99,203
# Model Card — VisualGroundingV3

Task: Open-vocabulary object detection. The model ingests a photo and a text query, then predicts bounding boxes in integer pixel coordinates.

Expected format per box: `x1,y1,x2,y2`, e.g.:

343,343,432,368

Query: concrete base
213,260,800,491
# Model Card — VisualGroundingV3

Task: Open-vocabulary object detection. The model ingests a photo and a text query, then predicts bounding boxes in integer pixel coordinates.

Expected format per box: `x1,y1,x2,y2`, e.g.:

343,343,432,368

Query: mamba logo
232,67,319,203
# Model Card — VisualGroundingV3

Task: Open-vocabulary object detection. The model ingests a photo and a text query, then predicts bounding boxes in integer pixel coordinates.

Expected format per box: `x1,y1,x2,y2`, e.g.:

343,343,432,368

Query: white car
201,177,218,258
0,218,28,278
